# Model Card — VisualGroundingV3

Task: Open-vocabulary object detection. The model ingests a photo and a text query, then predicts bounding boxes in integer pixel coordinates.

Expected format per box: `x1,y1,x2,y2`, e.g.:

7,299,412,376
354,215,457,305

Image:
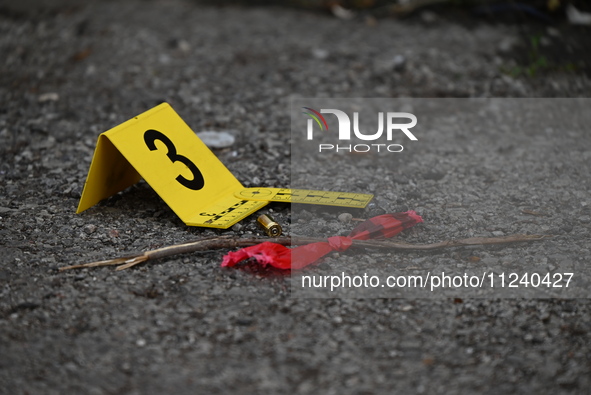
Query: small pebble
421,11,437,24
338,213,353,224
196,131,235,148
38,92,59,102
392,55,406,72
312,48,329,60
84,224,97,235
232,223,242,232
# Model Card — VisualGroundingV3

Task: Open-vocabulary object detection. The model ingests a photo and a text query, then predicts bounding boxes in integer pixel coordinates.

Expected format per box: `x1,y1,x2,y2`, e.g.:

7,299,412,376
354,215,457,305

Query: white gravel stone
338,213,353,224
196,131,236,149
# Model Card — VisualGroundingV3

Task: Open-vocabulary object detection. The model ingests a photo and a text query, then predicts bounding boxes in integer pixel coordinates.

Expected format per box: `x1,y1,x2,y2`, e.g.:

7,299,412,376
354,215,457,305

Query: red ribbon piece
221,211,423,270
221,241,292,270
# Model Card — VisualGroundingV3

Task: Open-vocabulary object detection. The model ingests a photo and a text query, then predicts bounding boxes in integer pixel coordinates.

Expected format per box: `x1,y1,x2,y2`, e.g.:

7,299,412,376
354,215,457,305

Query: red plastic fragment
221,241,291,270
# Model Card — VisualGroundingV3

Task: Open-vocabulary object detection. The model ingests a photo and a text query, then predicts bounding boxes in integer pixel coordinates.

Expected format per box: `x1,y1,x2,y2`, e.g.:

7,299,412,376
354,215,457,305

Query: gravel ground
289,98,590,299
1,1,591,394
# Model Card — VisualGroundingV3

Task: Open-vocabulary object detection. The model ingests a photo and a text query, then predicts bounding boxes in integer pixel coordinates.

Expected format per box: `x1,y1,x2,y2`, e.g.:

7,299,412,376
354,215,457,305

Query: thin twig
59,234,550,271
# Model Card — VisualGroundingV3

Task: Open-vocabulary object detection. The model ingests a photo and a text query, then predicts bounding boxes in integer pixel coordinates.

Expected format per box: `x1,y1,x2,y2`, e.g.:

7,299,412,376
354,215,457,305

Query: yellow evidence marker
77,103,373,229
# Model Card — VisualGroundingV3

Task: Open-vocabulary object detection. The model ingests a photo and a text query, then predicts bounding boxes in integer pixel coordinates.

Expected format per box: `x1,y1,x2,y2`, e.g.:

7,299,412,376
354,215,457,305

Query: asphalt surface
1,1,591,394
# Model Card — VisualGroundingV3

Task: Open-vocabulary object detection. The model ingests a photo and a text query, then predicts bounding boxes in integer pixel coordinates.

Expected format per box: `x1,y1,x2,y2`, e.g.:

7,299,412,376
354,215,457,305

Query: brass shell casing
257,214,282,237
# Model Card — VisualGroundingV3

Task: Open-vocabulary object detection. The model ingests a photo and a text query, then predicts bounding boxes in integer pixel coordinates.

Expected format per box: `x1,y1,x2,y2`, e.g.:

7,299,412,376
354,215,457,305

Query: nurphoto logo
302,107,417,153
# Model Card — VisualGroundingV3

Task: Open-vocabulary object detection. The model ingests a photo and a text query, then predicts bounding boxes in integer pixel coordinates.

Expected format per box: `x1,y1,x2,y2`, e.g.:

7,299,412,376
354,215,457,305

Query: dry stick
59,234,550,272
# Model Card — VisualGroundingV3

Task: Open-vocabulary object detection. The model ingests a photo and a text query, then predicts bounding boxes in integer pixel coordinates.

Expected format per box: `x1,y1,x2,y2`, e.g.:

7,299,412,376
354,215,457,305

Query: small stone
136,339,146,347
367,205,386,217
421,11,437,24
38,92,59,102
69,185,81,198
546,27,560,37
392,55,406,72
84,224,97,235
331,4,355,20
497,37,518,53
492,231,504,237
422,171,445,181
231,223,242,232
338,213,353,224
178,40,190,53
560,224,573,233
524,333,534,342
169,38,190,53
196,131,235,149
312,48,329,60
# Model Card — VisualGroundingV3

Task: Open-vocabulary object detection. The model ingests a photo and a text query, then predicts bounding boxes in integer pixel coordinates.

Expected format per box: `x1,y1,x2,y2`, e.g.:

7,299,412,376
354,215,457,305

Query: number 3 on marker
144,129,205,190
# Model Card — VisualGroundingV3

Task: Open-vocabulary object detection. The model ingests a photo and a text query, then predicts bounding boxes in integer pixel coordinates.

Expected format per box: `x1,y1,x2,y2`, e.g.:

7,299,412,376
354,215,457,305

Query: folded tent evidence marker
77,103,372,229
